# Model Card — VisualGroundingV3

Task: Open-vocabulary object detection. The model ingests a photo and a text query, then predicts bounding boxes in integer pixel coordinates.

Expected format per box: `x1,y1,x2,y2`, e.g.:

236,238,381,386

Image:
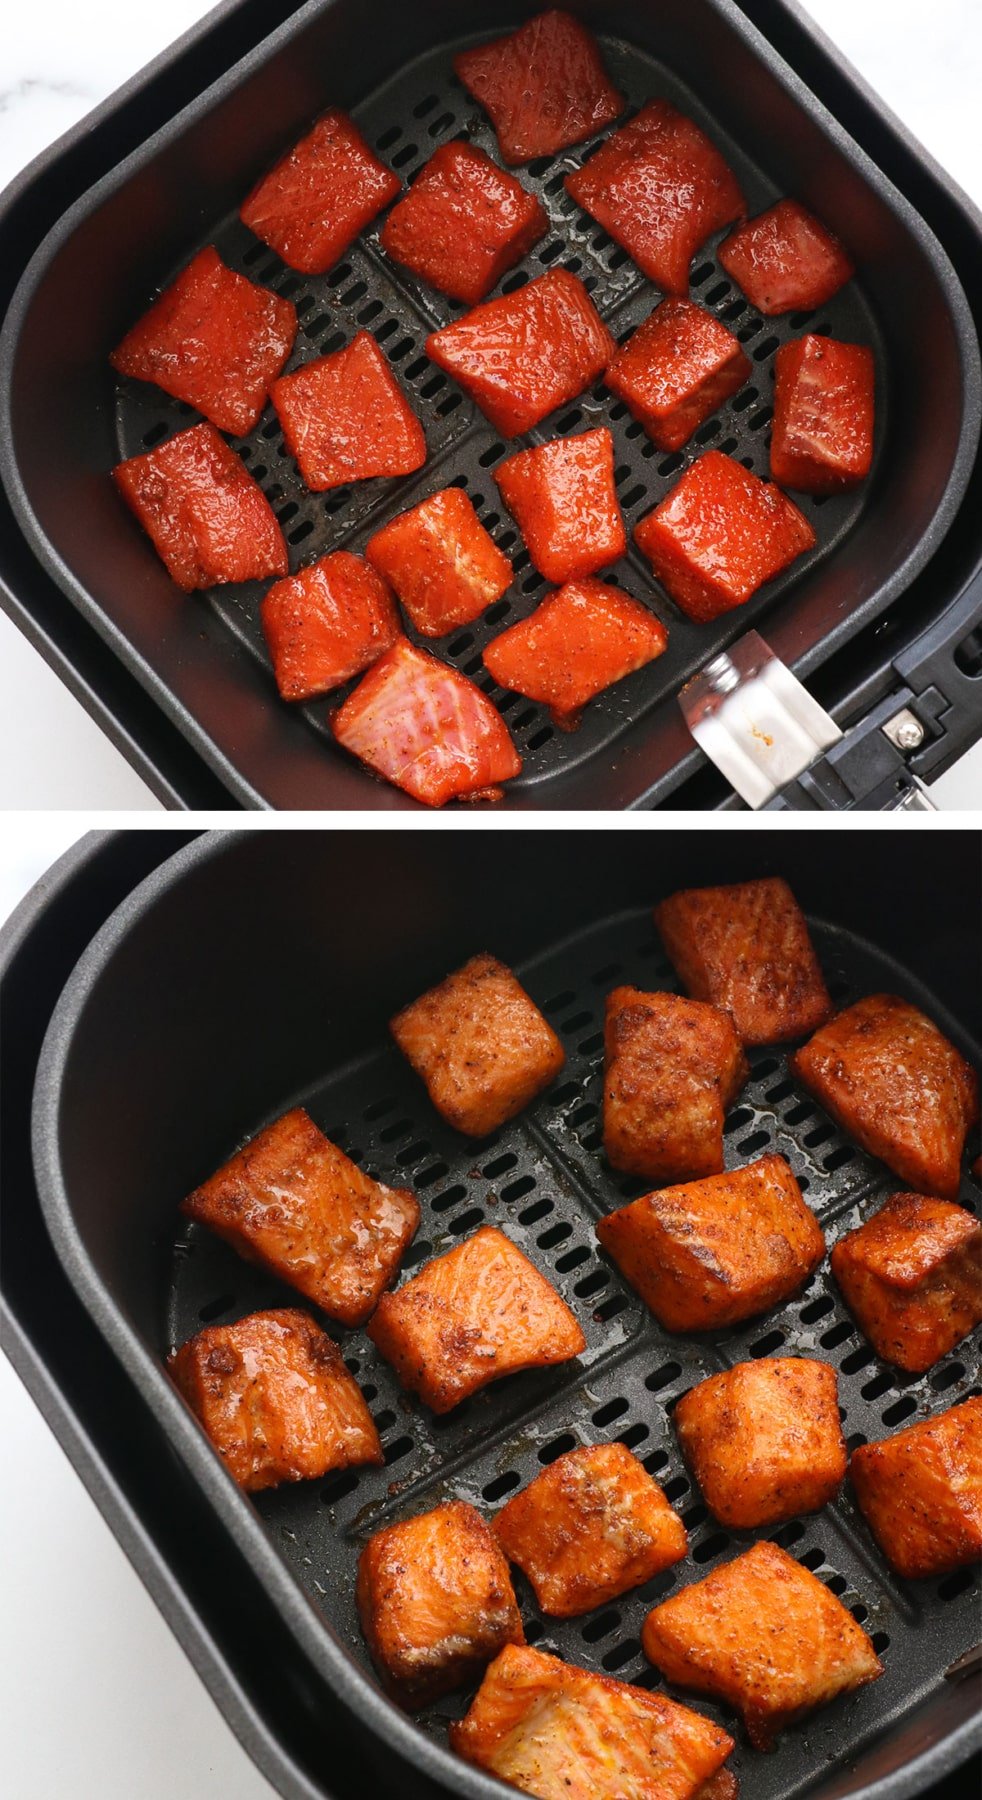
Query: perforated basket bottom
116,29,886,798
166,909,980,1800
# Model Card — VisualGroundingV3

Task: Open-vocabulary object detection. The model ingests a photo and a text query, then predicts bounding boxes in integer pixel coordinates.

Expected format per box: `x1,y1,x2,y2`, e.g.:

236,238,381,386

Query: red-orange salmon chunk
426,270,615,436
772,334,874,493
113,422,287,591
110,245,297,437
240,108,399,274
366,487,512,637
850,1399,982,1580
634,450,816,623
606,299,750,452
261,551,400,700
484,579,666,729
331,640,521,807
830,1193,982,1372
603,985,747,1183
454,10,624,165
380,140,547,304
566,102,745,295
494,428,626,583
271,332,426,491
719,199,854,315
675,1358,847,1529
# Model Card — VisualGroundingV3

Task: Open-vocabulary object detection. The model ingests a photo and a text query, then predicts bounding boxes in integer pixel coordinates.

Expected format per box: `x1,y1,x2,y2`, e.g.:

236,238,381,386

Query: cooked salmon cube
830,1193,982,1373
675,1358,846,1529
113,422,288,591
790,995,979,1201
271,332,426,492
596,1155,824,1332
168,1307,383,1492
390,952,564,1136
850,1399,982,1580
494,1441,687,1616
603,986,747,1183
260,551,400,700
380,141,547,305
642,1540,882,1749
454,10,624,166
180,1107,419,1327
606,300,751,453
634,451,816,624
483,579,667,729
771,335,875,493
425,270,615,437
654,877,832,1046
365,488,512,637
566,102,745,296
367,1225,585,1412
494,428,626,583
331,640,521,807
110,245,297,437
240,108,399,275
719,200,854,316
357,1500,524,1705
451,1643,736,1800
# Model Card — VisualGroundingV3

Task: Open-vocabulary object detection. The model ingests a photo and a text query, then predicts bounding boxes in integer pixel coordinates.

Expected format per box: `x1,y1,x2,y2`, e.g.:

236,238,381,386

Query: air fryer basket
32,832,982,1800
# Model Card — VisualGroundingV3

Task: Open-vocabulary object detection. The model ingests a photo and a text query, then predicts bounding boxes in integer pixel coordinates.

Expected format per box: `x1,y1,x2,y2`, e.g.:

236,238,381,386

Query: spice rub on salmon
454,11,624,166
603,986,748,1184
674,1358,847,1529
830,1193,982,1373
849,1398,982,1581
240,107,399,275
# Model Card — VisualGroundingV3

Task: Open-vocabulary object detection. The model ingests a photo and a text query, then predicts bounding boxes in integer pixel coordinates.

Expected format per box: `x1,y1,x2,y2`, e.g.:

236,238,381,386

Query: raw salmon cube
113,422,287,591
331,640,521,807
494,427,626,582
357,1500,524,1704
365,487,512,637
380,140,547,304
367,1224,585,1413
451,1644,736,1800
654,877,832,1046
606,299,751,453
425,269,615,436
390,952,564,1136
168,1307,383,1492
271,332,426,491
634,451,816,623
180,1107,420,1327
830,1194,982,1373
790,995,979,1200
642,1541,882,1749
771,334,875,493
603,986,747,1183
718,199,854,315
850,1399,982,1580
596,1155,824,1332
110,245,297,437
260,551,400,700
454,10,624,166
494,1441,687,1616
240,108,399,274
674,1358,846,1528
566,102,745,295
483,579,666,728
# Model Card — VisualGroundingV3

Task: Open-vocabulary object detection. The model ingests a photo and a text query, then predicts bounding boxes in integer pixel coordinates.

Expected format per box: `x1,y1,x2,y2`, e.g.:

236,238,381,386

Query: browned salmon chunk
674,1357,846,1528
831,1193,982,1372
850,1398,982,1580
603,986,747,1183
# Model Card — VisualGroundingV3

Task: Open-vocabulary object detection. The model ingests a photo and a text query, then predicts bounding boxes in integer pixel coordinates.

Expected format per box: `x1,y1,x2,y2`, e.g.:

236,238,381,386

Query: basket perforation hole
581,1608,621,1643
823,1145,855,1173
431,1183,468,1214
750,1329,785,1358
413,93,439,118
484,1152,517,1179
732,387,760,413
538,1222,572,1250
501,1175,536,1203
483,1470,521,1502
871,1631,891,1654
592,1396,629,1428
882,1395,917,1426
321,1470,360,1505
692,1530,729,1563
736,1128,770,1155
428,113,454,139
538,1432,577,1465
821,1320,855,1350
618,1422,649,1450
645,1360,682,1393
931,1361,966,1391
602,1639,641,1671
753,334,781,363
519,1197,553,1225
574,1269,607,1299
415,1161,449,1189
594,1292,630,1324
449,1207,485,1237
376,125,401,150
556,1245,591,1273
384,1436,414,1466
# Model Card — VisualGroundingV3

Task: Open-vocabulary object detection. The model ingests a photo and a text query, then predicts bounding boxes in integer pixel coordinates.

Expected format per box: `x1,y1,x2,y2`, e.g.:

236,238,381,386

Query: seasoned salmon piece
451,1643,736,1800
390,952,564,1136
380,141,547,304
790,995,979,1200
240,108,399,275
830,1194,982,1373
674,1358,846,1529
718,199,854,316
357,1500,524,1705
603,986,748,1183
168,1307,382,1492
597,1155,825,1332
850,1399,982,1580
771,335,874,494
271,332,426,491
365,488,513,638
494,1441,687,1616
494,428,626,584
454,10,624,166
113,422,288,591
110,245,297,437
566,102,745,296
367,1225,585,1412
426,270,615,437
181,1107,419,1327
654,877,832,1046
483,579,667,729
605,299,751,454
260,551,401,701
